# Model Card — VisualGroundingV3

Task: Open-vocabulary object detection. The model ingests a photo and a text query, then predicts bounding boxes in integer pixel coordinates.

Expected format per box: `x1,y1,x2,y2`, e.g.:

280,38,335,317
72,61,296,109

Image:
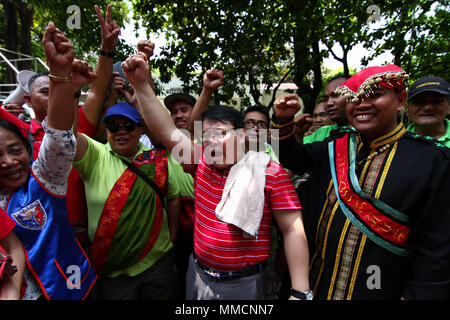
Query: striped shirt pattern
193,157,301,271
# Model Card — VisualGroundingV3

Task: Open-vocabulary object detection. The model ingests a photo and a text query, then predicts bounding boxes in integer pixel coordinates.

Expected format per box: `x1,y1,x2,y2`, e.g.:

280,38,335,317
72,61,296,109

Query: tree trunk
1,0,19,83
248,69,261,106
18,2,34,71
267,67,294,111
393,40,405,67
292,39,323,114
289,0,323,115
311,39,322,109
342,45,349,78
393,5,408,67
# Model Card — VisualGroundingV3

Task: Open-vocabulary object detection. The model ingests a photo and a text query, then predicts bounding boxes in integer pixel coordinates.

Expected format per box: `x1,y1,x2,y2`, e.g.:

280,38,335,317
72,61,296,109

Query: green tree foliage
131,0,368,112
320,0,369,78
362,0,450,82
132,0,448,113
2,1,447,110
32,1,132,60
133,0,294,109
0,0,132,83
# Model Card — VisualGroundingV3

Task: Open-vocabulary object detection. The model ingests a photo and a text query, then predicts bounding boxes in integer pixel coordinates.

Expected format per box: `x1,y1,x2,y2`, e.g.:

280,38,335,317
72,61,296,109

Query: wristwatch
290,288,314,300
99,50,115,58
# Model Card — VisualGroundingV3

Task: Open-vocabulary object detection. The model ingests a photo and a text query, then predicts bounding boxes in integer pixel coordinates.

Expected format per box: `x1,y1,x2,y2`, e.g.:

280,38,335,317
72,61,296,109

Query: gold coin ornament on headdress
333,65,409,103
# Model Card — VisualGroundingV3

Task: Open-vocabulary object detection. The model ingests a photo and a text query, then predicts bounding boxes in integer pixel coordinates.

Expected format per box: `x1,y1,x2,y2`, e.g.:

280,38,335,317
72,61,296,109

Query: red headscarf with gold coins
334,65,409,103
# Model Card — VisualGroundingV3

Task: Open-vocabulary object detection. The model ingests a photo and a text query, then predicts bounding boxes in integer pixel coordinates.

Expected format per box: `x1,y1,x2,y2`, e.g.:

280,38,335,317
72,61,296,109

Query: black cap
163,93,196,111
408,76,449,101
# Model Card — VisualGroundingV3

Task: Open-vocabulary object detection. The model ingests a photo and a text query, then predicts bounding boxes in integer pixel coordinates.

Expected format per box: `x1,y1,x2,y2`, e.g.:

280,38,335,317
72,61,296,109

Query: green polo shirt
303,124,339,144
406,118,450,148
74,135,179,277
168,152,194,198
265,143,280,163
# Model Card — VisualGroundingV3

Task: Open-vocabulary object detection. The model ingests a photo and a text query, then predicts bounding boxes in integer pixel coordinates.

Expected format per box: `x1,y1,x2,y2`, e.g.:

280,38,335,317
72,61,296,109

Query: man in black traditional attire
271,64,450,300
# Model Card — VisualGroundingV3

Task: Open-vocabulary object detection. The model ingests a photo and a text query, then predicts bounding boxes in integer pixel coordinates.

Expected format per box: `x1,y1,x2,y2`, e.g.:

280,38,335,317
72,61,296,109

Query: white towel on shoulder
215,150,271,238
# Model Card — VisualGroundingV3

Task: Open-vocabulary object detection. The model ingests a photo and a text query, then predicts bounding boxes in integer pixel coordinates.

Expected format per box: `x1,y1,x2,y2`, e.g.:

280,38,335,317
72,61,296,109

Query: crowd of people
0,5,449,301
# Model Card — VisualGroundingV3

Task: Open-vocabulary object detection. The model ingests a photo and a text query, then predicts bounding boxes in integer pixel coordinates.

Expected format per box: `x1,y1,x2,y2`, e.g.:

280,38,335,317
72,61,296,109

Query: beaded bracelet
49,73,72,83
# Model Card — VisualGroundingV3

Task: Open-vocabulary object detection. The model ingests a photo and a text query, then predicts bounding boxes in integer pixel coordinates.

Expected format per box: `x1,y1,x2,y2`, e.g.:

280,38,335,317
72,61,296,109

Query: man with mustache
405,76,449,148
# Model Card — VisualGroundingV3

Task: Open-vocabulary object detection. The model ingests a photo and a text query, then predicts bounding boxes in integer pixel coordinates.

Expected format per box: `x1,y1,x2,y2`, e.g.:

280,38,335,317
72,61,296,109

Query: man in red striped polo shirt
121,53,311,300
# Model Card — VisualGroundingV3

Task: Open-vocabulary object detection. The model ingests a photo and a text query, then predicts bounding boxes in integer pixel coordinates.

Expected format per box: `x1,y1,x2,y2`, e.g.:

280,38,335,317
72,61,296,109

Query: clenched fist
273,93,302,121
203,68,224,93
121,52,149,85
137,40,155,60
71,59,97,91
42,22,74,75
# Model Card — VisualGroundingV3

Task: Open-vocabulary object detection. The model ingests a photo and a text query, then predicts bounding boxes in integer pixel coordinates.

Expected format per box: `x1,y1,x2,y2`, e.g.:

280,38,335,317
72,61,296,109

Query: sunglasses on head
105,121,139,133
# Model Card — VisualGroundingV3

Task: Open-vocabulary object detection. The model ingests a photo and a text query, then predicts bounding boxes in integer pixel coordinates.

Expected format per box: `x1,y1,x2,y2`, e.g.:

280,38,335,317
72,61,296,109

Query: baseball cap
102,102,142,124
163,93,196,111
408,76,449,101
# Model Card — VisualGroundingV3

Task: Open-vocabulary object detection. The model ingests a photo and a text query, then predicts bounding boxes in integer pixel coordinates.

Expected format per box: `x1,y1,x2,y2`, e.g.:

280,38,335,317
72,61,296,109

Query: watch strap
290,288,313,300
100,50,115,58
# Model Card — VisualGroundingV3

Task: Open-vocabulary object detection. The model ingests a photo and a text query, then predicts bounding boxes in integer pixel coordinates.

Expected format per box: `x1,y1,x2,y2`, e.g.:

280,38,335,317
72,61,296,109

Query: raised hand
203,68,224,92
42,22,74,75
121,52,150,85
42,22,77,130
137,40,155,60
2,102,25,118
273,93,302,121
294,113,313,136
71,59,97,91
111,72,136,105
111,72,127,91
95,4,121,52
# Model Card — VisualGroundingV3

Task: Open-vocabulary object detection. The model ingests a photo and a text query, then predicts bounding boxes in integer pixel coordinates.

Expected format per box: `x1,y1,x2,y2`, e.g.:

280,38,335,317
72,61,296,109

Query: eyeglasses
201,128,235,142
244,120,268,129
105,122,139,133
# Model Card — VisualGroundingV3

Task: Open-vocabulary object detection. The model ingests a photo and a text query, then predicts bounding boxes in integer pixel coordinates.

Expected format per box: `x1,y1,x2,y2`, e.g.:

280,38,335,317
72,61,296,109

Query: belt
193,254,266,282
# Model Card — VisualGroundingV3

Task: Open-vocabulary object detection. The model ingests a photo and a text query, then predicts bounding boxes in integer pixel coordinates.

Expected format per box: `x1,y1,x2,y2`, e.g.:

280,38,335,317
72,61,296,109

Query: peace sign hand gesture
95,4,121,52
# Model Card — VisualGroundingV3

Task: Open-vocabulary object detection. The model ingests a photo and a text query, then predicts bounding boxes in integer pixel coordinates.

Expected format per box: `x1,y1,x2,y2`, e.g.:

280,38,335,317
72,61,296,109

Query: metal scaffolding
0,47,48,101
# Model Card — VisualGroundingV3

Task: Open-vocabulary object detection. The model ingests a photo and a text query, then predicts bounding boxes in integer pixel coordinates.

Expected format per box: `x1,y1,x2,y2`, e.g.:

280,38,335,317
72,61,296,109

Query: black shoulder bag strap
121,158,167,211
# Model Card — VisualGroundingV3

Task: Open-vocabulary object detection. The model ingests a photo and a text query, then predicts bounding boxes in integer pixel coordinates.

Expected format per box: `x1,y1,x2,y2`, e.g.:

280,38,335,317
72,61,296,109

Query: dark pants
185,254,265,300
175,232,193,299
91,249,178,300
